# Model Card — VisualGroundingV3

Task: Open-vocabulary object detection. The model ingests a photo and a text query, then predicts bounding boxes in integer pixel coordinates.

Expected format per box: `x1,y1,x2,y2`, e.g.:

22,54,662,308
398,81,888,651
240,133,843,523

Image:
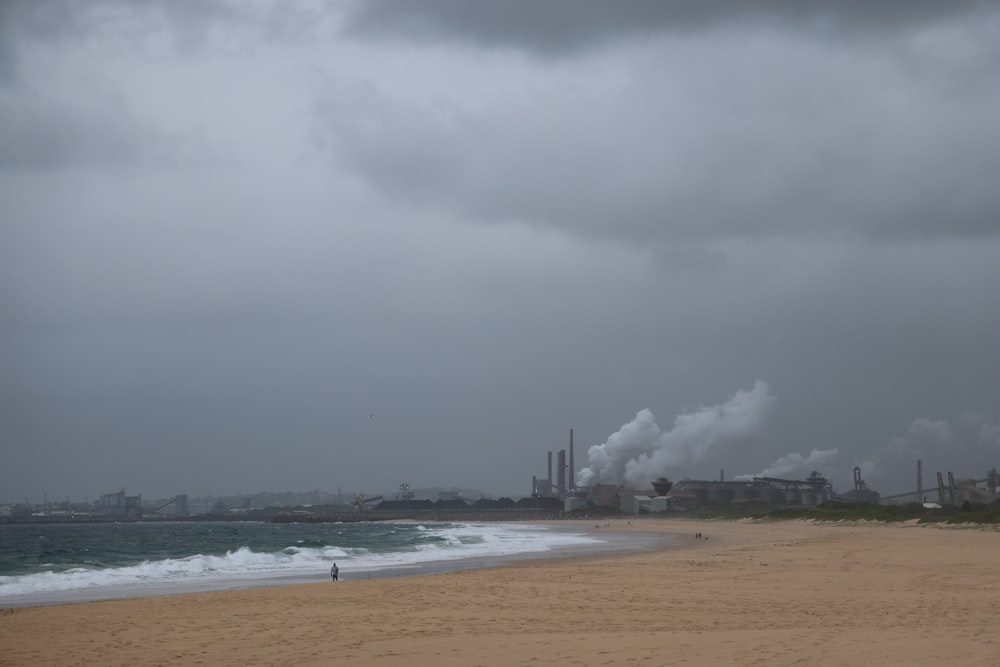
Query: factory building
880,464,999,506
374,495,563,513
536,430,996,512
659,472,834,508
576,472,836,512
539,429,838,511
837,467,880,504
97,489,143,518
619,494,682,515
564,496,588,512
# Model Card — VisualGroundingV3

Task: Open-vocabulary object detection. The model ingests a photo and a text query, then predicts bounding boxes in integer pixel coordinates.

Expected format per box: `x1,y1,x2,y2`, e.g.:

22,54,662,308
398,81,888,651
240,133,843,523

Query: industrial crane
352,495,383,511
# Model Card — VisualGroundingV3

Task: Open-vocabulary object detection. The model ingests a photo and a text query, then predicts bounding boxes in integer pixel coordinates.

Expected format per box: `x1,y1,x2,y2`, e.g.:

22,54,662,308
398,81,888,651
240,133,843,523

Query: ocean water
0,521,605,604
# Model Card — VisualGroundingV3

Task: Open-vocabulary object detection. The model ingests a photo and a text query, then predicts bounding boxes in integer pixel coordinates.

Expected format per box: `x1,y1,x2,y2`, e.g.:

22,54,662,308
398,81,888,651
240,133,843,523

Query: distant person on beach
330,562,339,581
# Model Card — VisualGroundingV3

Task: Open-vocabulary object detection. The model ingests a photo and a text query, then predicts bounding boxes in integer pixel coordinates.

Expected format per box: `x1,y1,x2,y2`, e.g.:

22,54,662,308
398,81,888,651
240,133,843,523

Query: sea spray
0,521,601,601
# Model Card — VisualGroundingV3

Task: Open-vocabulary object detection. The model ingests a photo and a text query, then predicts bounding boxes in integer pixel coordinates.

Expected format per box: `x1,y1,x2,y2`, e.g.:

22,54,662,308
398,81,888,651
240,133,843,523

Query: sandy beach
2,518,997,666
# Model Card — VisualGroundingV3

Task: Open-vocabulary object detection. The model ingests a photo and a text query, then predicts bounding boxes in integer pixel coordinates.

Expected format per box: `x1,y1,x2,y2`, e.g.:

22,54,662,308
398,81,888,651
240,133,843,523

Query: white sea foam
0,523,602,601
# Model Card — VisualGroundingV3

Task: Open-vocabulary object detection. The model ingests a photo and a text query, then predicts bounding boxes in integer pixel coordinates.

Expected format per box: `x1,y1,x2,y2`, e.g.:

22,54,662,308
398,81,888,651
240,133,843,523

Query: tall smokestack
916,459,923,503
547,451,553,497
557,450,567,499
569,429,575,490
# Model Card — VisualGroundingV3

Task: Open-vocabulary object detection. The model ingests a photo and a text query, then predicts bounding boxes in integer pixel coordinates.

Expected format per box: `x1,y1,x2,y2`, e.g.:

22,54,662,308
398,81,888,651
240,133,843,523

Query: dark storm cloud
311,32,1000,245
0,0,241,44
0,90,174,169
343,0,994,55
337,0,1000,250
0,0,83,53
0,1,224,170
0,0,79,85
2,0,999,504
0,0,257,89
0,1,114,86
853,412,1000,490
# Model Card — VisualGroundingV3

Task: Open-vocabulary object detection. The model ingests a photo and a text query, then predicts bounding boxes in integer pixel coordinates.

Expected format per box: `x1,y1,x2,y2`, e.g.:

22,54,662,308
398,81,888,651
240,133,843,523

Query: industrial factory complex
521,430,999,516
4,428,999,522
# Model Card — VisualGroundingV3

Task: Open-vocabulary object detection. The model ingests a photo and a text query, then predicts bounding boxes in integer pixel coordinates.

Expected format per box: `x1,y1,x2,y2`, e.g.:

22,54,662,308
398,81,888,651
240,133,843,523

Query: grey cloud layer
312,31,1000,244
1,1,999,502
344,0,995,54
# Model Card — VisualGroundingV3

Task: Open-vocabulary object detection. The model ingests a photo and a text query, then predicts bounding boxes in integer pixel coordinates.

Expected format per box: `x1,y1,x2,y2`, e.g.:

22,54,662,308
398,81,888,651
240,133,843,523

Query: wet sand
0,524,672,609
2,518,998,666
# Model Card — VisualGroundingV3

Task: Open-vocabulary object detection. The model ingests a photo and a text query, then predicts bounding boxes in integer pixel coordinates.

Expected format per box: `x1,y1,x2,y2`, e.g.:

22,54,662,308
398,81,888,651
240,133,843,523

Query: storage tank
706,485,731,504
760,485,784,504
619,495,642,514
677,484,708,504
564,496,588,513
652,477,674,496
650,496,673,512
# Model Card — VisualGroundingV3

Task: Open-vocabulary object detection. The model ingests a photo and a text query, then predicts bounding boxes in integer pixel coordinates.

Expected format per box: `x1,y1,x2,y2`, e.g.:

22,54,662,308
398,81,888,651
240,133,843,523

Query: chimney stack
557,450,566,499
916,459,923,504
547,451,553,497
569,429,575,490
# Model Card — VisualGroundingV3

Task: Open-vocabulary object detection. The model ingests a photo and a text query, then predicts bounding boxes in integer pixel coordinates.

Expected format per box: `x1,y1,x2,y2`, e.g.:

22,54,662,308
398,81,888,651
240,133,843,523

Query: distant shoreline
0,510,590,525
0,520,675,609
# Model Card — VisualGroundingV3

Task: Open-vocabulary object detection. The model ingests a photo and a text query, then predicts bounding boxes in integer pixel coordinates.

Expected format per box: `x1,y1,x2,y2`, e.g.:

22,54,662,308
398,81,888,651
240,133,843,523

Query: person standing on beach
330,562,339,581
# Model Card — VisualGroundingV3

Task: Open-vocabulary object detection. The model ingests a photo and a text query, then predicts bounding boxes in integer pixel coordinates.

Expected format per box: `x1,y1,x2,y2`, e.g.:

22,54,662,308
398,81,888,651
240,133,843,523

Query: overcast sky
2,0,999,503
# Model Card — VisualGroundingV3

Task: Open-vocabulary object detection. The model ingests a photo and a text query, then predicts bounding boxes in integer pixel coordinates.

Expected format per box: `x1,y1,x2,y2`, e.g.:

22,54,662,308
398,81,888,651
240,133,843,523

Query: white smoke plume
733,448,838,482
861,413,997,487
854,457,883,481
576,380,774,490
980,422,1000,448
863,417,957,480
887,418,954,456
960,412,1000,448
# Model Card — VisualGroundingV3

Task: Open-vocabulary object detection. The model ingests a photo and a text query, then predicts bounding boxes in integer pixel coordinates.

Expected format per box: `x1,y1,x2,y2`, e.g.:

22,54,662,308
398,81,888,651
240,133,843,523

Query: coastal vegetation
633,499,1000,524
765,499,1000,525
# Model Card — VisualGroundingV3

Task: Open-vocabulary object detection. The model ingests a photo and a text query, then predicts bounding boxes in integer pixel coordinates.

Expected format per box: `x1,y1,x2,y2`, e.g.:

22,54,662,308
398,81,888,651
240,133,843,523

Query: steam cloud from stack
733,448,838,482
862,412,999,482
576,380,775,490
